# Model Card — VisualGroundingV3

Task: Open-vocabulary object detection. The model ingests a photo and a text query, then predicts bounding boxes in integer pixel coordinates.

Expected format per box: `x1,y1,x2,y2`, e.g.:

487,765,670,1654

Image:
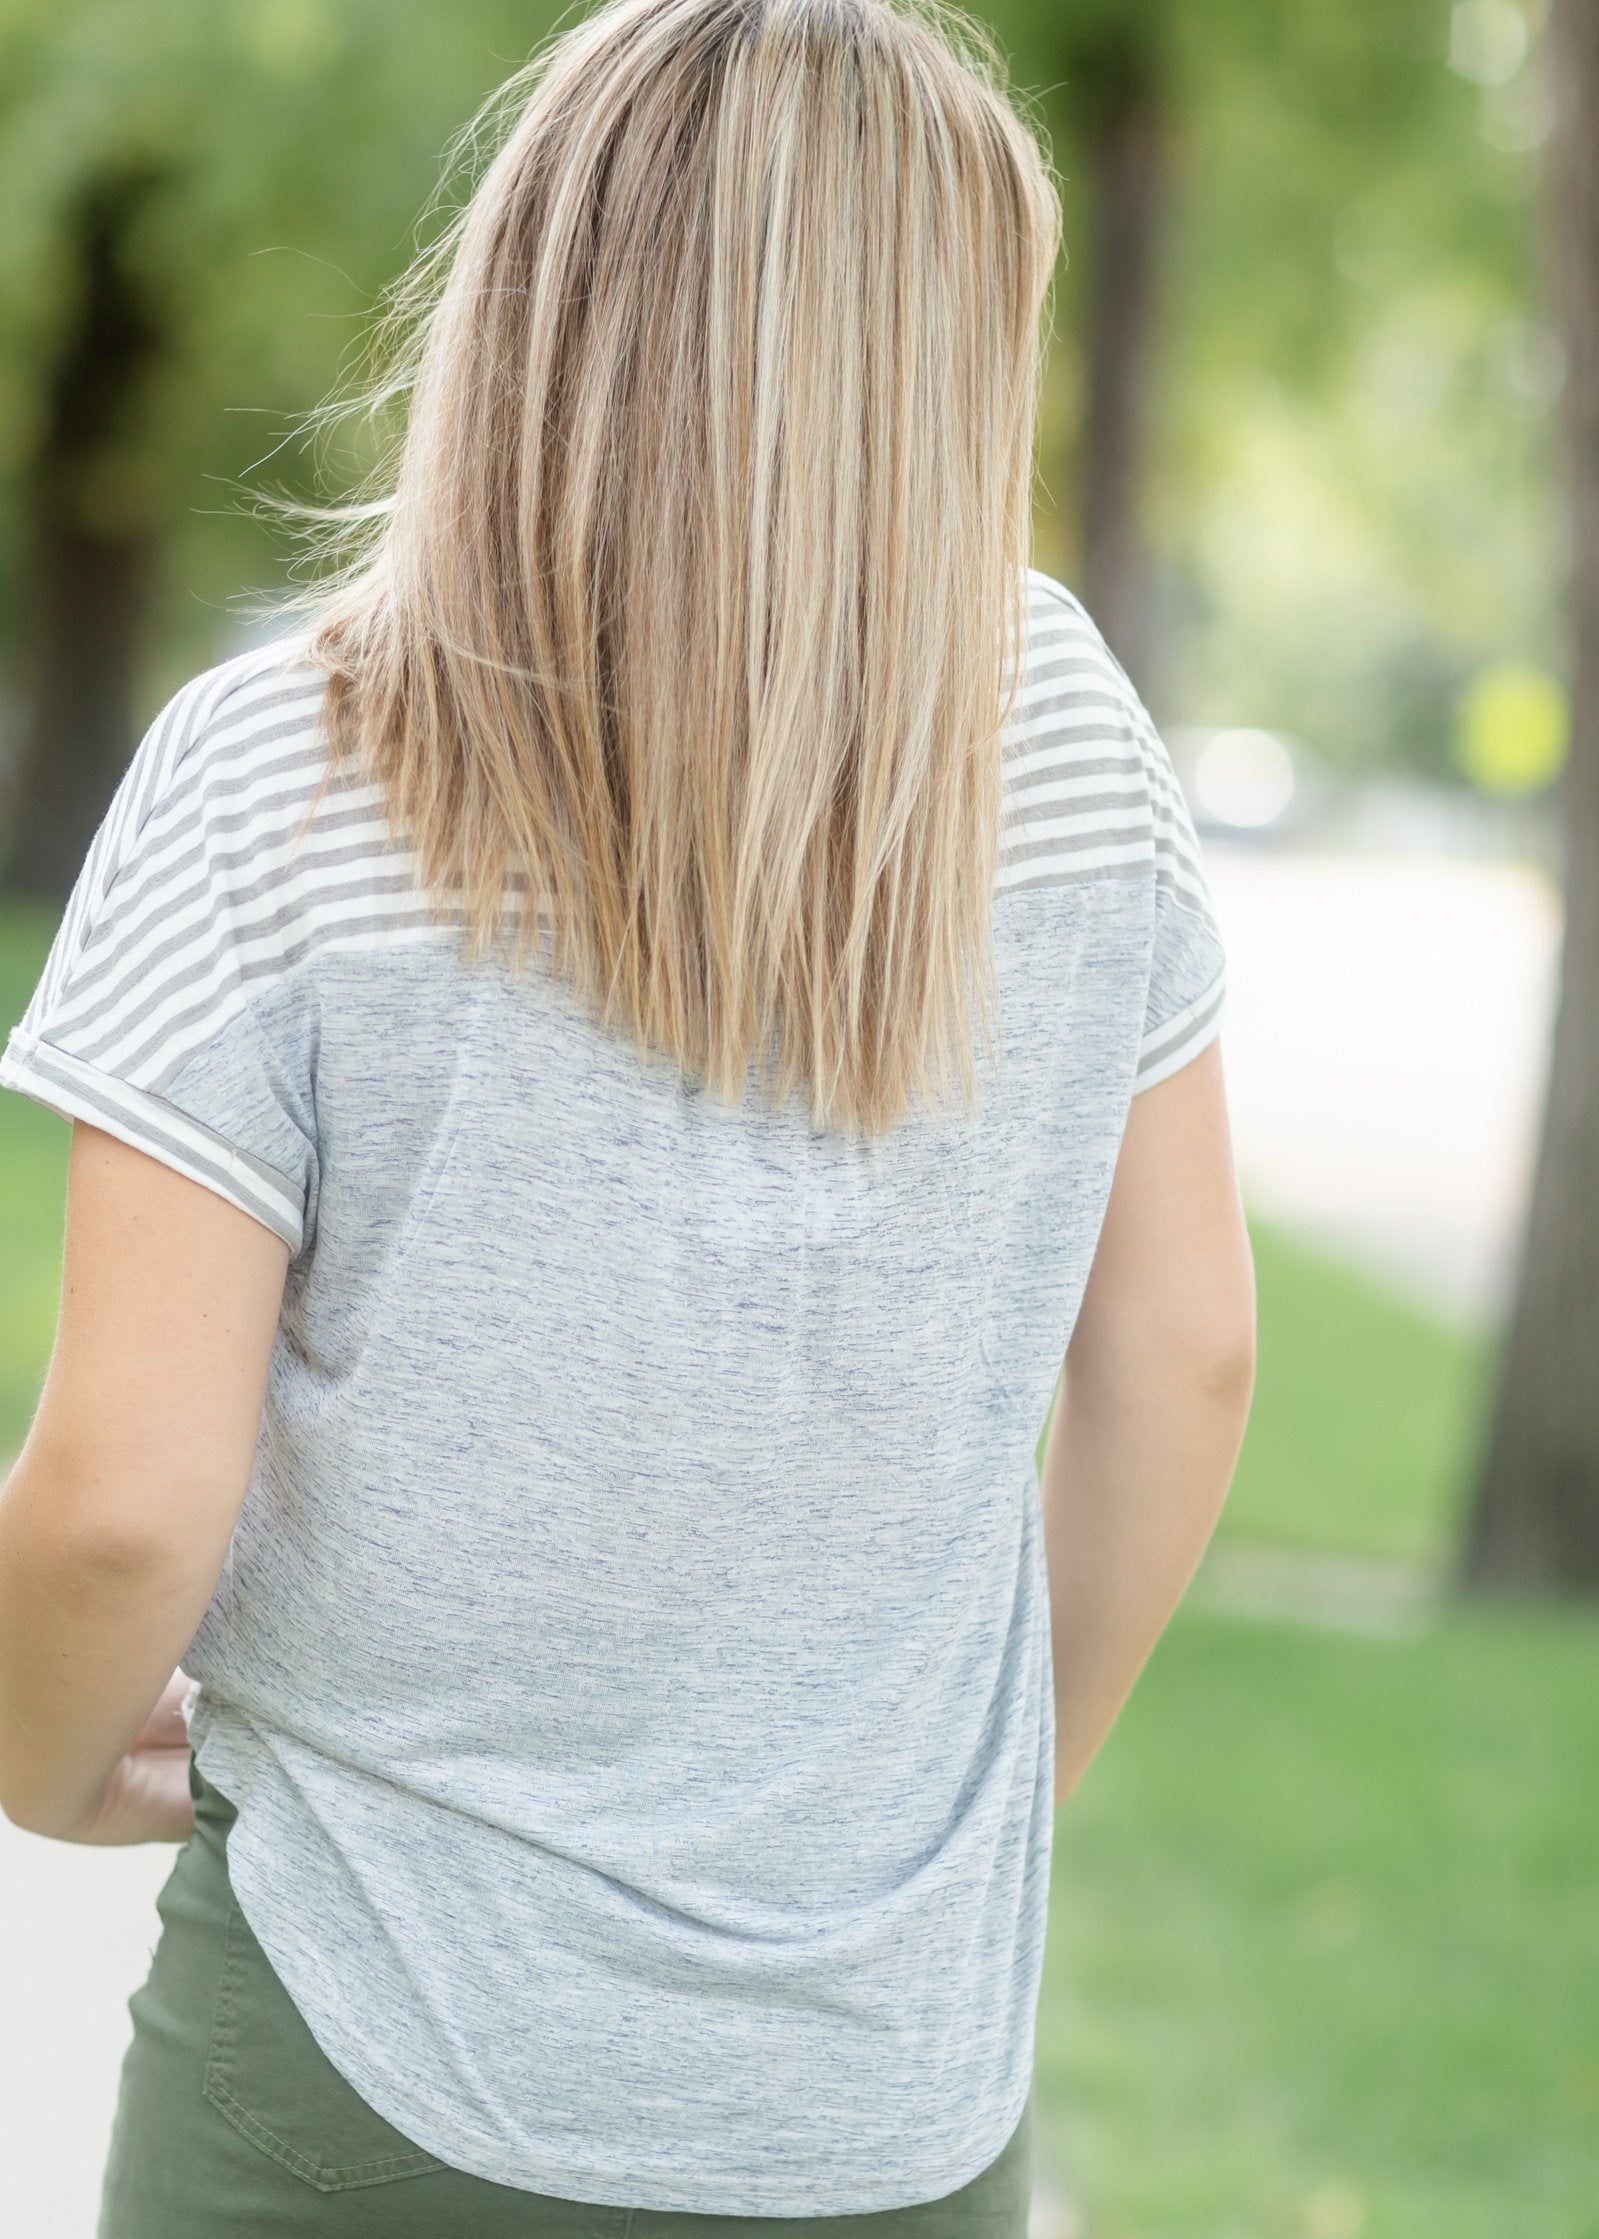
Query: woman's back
0,5,1252,2223
0,565,1227,2213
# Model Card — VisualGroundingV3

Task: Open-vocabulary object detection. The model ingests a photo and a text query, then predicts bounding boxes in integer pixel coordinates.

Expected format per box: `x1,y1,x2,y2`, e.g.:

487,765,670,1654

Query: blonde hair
273,0,1060,1137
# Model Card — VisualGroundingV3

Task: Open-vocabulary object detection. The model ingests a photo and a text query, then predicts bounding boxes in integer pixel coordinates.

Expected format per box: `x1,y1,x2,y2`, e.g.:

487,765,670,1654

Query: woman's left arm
0,1120,289,1844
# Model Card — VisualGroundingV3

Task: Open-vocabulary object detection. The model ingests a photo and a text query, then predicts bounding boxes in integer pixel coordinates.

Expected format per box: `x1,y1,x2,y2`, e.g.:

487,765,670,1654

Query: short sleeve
0,659,319,1252
1127,695,1228,1096
1021,573,1228,1095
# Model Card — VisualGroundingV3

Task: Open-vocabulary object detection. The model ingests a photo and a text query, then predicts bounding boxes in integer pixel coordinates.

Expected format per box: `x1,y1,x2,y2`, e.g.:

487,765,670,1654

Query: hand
59,1669,197,1847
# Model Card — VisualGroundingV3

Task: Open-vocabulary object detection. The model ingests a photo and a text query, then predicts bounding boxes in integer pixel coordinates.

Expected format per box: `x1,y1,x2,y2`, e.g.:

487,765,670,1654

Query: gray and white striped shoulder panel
19,578,1196,1106
1001,570,1209,913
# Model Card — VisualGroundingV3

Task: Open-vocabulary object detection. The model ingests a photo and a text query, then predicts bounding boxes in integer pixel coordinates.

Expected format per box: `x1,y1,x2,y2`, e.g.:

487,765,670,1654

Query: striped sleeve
1128,696,1227,1094
1015,574,1228,1094
0,649,322,1252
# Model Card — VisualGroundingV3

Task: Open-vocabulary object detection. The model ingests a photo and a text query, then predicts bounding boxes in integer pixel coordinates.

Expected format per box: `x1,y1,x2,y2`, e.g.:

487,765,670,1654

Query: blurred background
1,1,1595,2234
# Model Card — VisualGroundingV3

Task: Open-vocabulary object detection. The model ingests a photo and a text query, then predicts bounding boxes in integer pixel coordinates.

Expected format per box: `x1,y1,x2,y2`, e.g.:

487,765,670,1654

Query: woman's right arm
1041,1037,1257,1807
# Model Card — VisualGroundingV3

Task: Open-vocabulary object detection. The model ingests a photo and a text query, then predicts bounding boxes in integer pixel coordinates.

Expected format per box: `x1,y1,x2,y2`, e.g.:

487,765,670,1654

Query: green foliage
986,0,1555,768
1151,0,1556,765
1455,660,1567,793
0,0,570,696
0,0,1558,783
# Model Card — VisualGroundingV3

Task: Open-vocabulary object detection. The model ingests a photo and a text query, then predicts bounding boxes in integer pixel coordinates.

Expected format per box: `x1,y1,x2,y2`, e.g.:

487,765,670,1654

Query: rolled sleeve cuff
1132,967,1226,1095
0,1028,304,1252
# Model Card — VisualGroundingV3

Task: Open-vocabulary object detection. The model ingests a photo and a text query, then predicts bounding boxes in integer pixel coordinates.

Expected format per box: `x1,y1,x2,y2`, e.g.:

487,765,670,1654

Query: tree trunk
1,174,163,901
1456,0,1599,1597
1076,31,1166,700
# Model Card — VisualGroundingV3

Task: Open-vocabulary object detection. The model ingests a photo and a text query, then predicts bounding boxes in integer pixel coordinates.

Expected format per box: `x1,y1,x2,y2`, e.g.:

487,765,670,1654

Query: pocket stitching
202,1898,447,2189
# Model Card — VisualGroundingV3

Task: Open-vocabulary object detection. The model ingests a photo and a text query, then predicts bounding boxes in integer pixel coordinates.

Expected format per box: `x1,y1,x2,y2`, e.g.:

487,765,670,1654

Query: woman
0,0,1255,2232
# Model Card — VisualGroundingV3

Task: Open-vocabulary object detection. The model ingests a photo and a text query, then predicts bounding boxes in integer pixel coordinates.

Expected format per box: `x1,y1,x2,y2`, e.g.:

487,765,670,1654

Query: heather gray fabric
1,569,1227,2216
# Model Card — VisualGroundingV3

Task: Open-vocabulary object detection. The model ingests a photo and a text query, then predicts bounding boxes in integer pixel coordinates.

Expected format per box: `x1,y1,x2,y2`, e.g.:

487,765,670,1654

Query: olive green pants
98,1755,1034,2236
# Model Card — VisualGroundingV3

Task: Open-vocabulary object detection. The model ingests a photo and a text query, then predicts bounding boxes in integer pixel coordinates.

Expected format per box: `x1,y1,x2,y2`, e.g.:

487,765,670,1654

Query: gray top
1,569,1226,2216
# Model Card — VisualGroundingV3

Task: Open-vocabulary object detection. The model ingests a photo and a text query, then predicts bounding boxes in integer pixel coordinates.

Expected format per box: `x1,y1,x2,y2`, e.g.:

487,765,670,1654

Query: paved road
0,1816,171,2236
0,842,1556,2233
1204,840,1558,1330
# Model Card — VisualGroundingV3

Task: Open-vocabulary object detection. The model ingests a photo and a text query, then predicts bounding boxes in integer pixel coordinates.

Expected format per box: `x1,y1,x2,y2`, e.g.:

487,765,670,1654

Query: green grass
1219,1221,1489,1570
1036,1595,1599,2238
1028,1214,1487,1575
0,901,66,1449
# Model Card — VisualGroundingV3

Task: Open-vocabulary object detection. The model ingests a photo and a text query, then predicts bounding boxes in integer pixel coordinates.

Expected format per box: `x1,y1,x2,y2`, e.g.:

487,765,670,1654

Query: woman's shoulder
145,629,333,810
117,629,421,923
1022,565,1106,645
15,632,427,1092
0,631,349,1250
998,570,1161,900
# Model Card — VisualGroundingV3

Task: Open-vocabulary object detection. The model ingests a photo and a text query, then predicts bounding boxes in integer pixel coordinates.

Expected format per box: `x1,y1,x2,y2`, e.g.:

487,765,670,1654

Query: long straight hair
275,0,1061,1138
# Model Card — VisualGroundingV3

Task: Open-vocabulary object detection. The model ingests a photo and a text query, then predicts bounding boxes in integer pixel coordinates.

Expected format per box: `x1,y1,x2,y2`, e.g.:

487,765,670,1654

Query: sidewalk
1203,841,1558,1331
0,1811,172,2235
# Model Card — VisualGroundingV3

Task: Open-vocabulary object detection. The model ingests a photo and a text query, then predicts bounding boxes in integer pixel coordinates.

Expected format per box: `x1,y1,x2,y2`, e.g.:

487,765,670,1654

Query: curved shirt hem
189,1718,1038,2218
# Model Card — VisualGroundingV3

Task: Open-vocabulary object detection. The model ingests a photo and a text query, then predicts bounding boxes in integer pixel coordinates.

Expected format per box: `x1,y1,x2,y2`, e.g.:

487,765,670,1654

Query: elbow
0,1781,57,1840
0,1773,90,1842
3,1438,200,1581
0,1727,65,1839
1067,1308,1256,1411
1195,1328,1256,1410
1167,1279,1257,1411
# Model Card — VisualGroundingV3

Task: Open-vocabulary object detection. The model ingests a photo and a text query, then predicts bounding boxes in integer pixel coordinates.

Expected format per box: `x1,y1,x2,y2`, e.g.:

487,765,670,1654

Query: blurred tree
10,165,167,894
1160,0,1556,774
1459,0,1599,1596
0,0,1557,888
994,0,1538,735
1034,2,1170,696
0,0,561,896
